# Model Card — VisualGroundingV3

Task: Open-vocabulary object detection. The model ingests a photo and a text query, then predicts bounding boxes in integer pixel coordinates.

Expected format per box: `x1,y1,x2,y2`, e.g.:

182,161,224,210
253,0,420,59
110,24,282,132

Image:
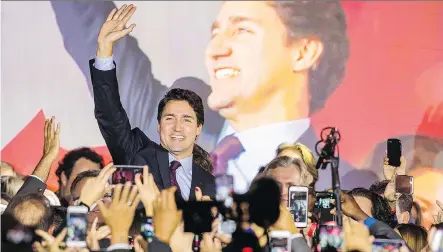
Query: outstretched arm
90,5,154,164
51,1,167,137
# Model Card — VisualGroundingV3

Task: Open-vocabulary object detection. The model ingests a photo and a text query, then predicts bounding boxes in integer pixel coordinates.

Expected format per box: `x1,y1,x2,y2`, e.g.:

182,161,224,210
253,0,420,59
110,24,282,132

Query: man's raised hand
97,4,136,58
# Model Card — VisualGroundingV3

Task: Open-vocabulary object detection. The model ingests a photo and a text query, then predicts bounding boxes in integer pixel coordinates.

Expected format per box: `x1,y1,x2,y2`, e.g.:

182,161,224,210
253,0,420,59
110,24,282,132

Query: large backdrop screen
2,1,443,227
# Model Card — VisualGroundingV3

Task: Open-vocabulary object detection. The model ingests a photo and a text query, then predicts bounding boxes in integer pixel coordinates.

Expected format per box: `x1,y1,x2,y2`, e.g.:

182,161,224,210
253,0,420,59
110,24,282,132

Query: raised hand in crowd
134,165,159,216
336,190,369,221
97,182,140,245
77,162,116,207
33,117,60,182
34,228,88,252
343,218,374,252
383,155,406,181
134,235,148,252
153,187,183,245
201,231,223,252
97,4,136,59
86,217,111,251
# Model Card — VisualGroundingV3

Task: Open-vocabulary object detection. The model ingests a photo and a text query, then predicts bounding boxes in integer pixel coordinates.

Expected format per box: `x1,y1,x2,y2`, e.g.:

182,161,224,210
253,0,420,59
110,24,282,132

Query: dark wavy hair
270,0,349,113
369,180,390,196
157,88,205,126
348,187,396,228
55,147,104,185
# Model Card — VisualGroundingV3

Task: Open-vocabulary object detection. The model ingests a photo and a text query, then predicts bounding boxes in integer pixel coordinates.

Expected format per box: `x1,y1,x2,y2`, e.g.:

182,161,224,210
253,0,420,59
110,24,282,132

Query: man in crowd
90,5,215,200
55,147,103,205
396,194,413,224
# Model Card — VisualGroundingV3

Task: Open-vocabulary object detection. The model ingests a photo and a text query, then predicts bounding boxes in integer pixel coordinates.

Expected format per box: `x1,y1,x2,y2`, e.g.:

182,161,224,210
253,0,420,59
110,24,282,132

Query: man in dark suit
90,5,215,200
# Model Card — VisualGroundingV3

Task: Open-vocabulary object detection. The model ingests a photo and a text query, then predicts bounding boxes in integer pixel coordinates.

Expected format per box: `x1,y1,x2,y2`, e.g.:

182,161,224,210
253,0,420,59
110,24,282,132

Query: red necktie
210,135,245,175
170,160,181,189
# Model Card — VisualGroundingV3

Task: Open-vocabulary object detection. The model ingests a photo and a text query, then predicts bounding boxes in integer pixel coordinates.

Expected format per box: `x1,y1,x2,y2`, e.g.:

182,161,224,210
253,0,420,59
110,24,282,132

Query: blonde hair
1,176,24,198
276,142,318,187
263,156,311,188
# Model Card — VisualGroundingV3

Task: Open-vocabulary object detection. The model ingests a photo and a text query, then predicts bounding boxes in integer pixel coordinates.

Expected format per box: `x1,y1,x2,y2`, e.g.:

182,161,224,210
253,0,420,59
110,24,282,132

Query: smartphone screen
314,192,335,225
66,208,87,247
395,175,413,195
270,231,291,252
110,165,143,184
316,225,343,251
387,139,402,167
372,239,405,251
288,186,308,228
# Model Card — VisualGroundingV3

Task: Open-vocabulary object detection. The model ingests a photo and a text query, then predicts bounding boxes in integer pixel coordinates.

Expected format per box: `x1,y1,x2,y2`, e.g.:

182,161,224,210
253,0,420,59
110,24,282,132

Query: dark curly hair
55,147,104,185
369,180,390,196
348,187,397,228
157,88,205,126
270,0,350,113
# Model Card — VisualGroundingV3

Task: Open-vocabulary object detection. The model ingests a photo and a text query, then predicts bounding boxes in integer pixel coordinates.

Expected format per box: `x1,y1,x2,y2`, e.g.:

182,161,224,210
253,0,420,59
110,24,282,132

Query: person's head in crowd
8,193,54,232
412,201,423,226
157,88,204,160
276,142,318,187
70,170,111,227
263,156,309,206
369,180,390,196
431,222,443,230
396,224,428,252
55,147,104,202
348,187,397,228
409,168,443,229
1,161,20,177
1,175,24,199
205,1,349,130
396,194,413,224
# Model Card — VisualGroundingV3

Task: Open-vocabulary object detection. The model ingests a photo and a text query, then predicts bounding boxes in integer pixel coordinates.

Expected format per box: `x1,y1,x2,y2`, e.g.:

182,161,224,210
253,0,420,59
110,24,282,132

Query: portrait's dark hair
396,224,428,252
55,147,104,185
157,88,205,126
8,193,54,231
70,169,101,195
369,180,390,196
348,187,396,228
193,144,213,173
397,194,413,214
412,201,423,226
270,0,350,113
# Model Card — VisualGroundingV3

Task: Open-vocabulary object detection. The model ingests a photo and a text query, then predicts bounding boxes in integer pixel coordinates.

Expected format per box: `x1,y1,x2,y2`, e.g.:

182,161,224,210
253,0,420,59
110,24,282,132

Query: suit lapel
155,148,171,188
189,163,204,201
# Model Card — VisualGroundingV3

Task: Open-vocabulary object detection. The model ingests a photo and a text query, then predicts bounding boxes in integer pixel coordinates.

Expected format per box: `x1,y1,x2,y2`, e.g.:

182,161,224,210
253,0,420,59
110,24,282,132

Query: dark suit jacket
4,176,46,213
89,60,215,200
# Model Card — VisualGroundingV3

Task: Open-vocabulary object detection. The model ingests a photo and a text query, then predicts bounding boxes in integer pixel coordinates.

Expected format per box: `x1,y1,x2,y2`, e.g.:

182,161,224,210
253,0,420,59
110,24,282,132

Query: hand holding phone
314,192,335,225
288,186,309,228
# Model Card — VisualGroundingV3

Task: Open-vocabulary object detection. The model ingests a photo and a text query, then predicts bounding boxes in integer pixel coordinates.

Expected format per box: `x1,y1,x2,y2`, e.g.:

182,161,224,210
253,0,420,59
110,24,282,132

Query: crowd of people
2,3,443,252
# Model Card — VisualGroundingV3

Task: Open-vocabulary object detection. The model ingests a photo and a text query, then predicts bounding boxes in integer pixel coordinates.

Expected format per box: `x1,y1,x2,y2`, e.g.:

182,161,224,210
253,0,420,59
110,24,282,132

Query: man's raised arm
90,5,152,164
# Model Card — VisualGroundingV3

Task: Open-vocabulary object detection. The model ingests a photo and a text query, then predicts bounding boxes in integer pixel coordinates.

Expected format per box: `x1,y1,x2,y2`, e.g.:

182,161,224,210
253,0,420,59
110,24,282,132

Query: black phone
183,201,218,234
314,192,335,225
387,139,402,167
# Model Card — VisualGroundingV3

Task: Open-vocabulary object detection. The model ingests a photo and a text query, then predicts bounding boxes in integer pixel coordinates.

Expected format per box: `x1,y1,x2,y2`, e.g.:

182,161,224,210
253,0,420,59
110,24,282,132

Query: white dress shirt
217,119,310,193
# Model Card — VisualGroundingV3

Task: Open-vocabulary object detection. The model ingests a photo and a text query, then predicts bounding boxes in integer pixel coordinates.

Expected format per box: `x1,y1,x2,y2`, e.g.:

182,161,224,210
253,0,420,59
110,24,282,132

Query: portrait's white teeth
215,68,240,79
171,135,185,140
